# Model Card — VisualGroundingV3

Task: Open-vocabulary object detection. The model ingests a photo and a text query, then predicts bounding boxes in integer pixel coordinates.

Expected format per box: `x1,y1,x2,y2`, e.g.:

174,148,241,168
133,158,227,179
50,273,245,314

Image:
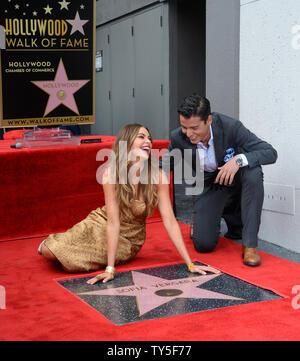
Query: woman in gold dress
39,124,220,283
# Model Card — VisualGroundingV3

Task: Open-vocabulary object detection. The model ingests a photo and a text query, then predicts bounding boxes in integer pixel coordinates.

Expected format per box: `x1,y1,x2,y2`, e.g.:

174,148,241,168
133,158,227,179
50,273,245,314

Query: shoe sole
243,260,261,266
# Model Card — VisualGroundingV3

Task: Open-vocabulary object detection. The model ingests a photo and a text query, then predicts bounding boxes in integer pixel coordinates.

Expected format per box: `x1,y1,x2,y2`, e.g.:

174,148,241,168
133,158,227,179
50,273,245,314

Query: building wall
206,0,240,119
240,0,300,252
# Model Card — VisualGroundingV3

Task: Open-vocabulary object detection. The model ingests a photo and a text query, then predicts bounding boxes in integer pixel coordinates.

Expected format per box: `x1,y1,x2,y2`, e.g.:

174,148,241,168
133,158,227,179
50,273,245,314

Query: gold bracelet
188,263,194,272
105,266,116,275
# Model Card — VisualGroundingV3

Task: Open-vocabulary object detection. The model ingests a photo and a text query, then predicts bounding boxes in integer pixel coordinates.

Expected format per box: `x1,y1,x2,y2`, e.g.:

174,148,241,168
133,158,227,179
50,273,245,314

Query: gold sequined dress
43,200,147,272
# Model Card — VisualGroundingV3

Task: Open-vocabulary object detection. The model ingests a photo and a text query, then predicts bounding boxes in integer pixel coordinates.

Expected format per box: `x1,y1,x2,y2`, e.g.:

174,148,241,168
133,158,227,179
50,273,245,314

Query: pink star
80,271,243,316
31,59,89,116
66,11,89,35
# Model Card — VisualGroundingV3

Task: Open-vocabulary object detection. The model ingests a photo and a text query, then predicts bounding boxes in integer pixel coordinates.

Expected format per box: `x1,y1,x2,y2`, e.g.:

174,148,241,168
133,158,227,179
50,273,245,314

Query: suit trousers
192,166,264,252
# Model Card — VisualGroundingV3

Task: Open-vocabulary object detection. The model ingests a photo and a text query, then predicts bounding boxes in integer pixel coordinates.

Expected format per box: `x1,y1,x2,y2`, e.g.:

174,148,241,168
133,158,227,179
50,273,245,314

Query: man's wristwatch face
235,156,243,167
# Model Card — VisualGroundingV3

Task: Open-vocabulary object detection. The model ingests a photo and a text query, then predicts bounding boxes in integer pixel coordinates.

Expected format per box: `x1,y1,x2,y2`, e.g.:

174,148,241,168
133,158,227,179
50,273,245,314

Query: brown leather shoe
190,221,194,239
242,246,261,266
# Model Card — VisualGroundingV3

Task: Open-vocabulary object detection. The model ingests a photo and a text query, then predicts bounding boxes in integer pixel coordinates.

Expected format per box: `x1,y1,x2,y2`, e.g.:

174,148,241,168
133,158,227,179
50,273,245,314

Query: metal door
133,6,165,139
110,18,135,134
94,5,167,138
93,25,112,135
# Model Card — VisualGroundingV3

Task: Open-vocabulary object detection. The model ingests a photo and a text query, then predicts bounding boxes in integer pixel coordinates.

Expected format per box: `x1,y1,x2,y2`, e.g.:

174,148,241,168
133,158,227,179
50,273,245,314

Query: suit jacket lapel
211,114,224,167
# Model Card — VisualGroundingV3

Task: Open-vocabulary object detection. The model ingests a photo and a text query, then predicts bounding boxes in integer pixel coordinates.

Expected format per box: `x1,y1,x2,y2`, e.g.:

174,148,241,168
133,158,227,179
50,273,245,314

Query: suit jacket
160,112,278,184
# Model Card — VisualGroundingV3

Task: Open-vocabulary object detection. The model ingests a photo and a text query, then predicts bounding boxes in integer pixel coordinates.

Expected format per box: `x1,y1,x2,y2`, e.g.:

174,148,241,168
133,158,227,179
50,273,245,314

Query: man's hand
215,158,239,185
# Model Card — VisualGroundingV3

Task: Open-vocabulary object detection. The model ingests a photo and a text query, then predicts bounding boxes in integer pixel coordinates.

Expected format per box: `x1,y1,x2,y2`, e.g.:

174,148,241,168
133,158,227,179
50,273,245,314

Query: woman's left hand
190,264,221,275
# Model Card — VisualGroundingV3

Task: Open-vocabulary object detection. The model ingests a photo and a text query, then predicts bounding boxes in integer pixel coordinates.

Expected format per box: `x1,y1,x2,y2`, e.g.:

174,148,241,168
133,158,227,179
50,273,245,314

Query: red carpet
0,221,300,341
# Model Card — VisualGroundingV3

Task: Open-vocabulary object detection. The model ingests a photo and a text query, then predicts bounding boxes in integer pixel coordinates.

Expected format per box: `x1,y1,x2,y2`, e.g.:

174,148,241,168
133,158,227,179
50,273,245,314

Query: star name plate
57,263,282,325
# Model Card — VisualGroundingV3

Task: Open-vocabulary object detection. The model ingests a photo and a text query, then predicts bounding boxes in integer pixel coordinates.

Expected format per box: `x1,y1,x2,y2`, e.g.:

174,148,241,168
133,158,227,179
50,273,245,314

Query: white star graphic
58,0,70,10
66,11,89,35
44,5,53,14
80,271,243,316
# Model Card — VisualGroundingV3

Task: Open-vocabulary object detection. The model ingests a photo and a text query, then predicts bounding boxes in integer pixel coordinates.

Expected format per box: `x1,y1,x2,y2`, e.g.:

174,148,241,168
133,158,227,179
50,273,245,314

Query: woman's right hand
86,271,115,284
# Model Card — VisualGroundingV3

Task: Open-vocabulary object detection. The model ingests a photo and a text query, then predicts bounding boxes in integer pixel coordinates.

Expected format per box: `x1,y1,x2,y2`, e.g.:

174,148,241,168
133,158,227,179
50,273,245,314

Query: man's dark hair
178,94,211,122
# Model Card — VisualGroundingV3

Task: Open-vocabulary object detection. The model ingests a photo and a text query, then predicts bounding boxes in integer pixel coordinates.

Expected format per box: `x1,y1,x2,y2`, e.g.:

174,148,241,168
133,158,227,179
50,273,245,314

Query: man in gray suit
163,94,277,266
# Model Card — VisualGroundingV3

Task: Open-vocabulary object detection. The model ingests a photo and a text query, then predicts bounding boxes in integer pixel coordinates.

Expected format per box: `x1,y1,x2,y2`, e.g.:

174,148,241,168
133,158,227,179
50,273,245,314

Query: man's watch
235,155,243,167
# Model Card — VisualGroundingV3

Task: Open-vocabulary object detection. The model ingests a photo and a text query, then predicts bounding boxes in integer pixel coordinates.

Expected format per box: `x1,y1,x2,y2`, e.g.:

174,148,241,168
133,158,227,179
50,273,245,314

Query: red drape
0,136,171,241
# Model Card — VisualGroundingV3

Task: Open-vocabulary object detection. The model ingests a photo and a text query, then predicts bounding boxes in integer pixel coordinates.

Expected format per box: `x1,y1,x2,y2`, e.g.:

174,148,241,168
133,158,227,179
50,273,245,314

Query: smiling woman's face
130,127,153,160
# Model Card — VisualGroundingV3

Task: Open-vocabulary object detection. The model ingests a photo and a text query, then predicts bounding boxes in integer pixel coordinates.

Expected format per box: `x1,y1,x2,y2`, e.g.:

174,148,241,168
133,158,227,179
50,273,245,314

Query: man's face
179,115,212,144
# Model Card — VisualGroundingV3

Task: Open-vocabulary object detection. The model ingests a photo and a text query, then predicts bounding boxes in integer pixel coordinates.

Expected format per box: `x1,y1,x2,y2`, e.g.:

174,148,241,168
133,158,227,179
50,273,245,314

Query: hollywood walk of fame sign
0,0,95,128
57,263,282,325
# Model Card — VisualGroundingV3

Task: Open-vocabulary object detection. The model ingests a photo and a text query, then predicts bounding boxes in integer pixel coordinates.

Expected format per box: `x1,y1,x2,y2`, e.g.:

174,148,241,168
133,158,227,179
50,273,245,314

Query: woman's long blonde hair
109,123,159,219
